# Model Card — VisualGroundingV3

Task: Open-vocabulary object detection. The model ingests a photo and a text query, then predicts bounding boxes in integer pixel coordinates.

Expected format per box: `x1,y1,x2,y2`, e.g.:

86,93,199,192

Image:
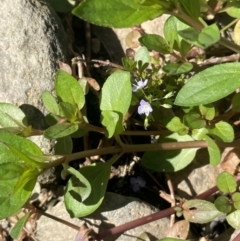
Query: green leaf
214,196,232,213
179,0,201,20
135,47,150,66
157,238,187,241
178,24,220,49
139,34,171,54
54,136,73,155
226,1,240,18
141,133,198,172
205,135,221,166
55,70,85,109
232,192,240,210
10,212,32,239
208,121,234,143
59,102,78,122
226,210,240,229
199,24,220,48
0,163,28,181
165,116,188,134
64,162,111,217
101,110,120,138
191,127,208,140
42,91,59,115
182,199,222,224
100,71,131,114
163,16,191,57
63,164,91,202
0,103,27,128
217,171,237,193
183,113,206,129
44,123,79,139
232,93,240,112
0,177,37,219
163,62,193,75
13,168,40,193
0,133,43,164
199,104,215,120
174,63,240,106
72,0,165,28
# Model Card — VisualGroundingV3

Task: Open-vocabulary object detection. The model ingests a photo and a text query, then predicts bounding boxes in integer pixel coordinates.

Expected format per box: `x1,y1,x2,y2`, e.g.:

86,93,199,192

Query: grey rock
0,0,68,153
169,149,221,199
37,192,169,241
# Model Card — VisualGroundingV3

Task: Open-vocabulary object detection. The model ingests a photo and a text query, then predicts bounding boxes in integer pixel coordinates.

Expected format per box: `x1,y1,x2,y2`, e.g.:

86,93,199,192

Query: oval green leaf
182,199,222,224
72,0,165,28
139,34,171,54
44,123,79,139
217,171,237,193
100,71,131,115
55,70,85,109
214,196,232,213
42,91,59,115
232,192,240,210
226,210,240,229
208,121,234,143
175,63,240,106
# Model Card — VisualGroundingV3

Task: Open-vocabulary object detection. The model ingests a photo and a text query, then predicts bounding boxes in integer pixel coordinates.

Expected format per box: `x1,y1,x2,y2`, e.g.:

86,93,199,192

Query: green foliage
163,16,192,57
208,121,234,143
10,212,32,239
175,63,240,106
44,123,79,139
182,199,222,223
42,91,59,115
141,133,198,172
2,0,240,238
139,34,171,54
205,135,221,166
214,196,232,213
178,24,220,49
72,0,166,28
162,62,193,75
100,71,131,137
56,70,85,110
226,210,240,229
217,171,237,193
54,136,73,155
64,162,111,217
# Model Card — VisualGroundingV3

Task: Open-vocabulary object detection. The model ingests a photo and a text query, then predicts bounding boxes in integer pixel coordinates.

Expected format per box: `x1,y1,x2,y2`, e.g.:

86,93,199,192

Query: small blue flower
130,176,146,192
138,99,153,116
132,79,148,92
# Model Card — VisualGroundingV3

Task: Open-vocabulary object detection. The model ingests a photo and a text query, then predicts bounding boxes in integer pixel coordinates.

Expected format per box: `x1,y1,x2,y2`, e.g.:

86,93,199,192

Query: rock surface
37,192,169,241
0,0,68,152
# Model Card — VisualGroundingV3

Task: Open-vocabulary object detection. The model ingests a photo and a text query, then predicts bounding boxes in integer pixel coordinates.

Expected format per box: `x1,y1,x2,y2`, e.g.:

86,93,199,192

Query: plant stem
63,139,240,163
94,207,176,240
